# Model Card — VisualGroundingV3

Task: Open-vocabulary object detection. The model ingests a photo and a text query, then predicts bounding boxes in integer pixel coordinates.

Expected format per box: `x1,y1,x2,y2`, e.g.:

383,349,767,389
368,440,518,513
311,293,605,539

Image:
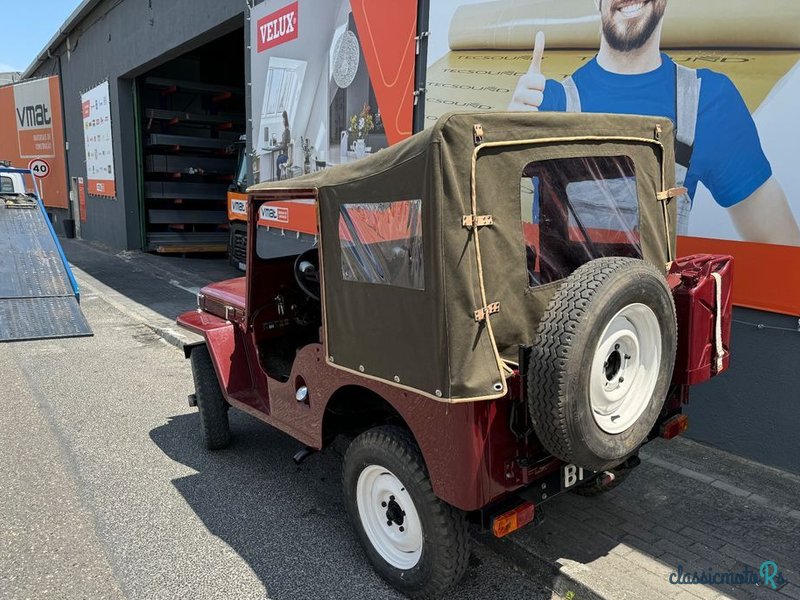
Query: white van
0,170,27,195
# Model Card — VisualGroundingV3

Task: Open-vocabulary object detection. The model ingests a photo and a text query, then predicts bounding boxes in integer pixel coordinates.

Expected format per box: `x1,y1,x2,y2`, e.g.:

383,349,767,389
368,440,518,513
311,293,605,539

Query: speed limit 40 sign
28,158,51,178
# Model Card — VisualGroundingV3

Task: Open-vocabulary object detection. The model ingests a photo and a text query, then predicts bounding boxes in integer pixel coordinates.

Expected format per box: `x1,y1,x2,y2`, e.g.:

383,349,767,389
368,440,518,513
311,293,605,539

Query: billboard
249,0,417,185
0,76,68,208
424,0,800,315
81,80,116,198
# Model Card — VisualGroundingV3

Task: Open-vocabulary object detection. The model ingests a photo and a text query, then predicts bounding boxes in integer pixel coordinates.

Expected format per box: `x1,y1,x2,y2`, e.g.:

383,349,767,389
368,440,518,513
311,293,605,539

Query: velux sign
257,1,299,52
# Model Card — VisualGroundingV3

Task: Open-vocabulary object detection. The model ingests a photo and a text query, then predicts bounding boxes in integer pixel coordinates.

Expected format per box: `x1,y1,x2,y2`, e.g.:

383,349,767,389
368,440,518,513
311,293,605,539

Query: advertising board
249,0,417,185
424,0,800,314
81,81,116,198
0,76,68,208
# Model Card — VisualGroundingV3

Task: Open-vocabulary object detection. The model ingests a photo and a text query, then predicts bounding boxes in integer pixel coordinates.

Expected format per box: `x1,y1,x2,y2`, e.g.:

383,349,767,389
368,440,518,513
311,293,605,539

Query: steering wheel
294,248,321,301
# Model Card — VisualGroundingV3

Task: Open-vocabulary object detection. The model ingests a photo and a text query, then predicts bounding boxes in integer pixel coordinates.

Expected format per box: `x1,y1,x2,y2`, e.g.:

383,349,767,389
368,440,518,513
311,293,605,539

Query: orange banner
678,236,800,316
257,199,317,234
227,191,249,222
78,177,87,222
0,76,68,208
87,179,116,197
350,0,417,145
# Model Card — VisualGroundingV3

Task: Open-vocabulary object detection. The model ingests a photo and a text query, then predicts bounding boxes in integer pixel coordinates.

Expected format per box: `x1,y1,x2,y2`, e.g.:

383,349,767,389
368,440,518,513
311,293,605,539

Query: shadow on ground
62,239,240,321
149,412,552,600
149,409,800,600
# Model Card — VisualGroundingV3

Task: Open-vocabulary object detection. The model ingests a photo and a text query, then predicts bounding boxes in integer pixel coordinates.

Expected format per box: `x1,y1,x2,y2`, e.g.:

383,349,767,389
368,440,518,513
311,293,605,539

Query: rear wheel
342,426,469,599
528,258,677,472
190,345,231,450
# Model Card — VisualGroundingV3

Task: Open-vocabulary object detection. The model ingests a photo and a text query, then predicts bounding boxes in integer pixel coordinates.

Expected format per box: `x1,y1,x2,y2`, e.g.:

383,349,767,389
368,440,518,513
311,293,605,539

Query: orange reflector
492,502,535,538
660,414,689,440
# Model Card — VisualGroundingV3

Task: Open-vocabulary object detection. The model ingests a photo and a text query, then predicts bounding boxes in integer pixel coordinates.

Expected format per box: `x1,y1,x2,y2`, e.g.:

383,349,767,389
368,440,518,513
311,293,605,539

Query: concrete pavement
0,255,554,600
4,239,798,600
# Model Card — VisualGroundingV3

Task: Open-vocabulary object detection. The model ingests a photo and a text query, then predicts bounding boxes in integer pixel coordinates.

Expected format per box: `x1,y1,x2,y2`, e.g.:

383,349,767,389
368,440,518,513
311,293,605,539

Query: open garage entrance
134,28,245,255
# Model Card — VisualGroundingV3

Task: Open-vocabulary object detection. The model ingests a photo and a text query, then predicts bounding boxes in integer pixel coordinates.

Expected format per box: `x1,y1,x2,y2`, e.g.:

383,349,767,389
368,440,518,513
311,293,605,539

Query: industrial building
24,0,249,252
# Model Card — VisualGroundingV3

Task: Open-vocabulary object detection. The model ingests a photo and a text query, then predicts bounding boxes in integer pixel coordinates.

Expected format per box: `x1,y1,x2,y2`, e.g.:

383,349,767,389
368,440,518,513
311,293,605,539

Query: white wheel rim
589,303,662,435
356,465,423,570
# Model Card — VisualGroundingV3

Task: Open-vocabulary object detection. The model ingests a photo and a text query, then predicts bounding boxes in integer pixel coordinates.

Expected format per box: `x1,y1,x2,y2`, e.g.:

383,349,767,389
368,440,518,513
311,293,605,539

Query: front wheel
190,345,231,450
342,426,469,599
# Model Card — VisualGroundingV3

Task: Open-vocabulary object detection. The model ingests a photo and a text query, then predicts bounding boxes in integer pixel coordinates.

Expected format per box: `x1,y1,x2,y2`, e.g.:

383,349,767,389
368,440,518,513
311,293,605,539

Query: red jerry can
670,254,734,385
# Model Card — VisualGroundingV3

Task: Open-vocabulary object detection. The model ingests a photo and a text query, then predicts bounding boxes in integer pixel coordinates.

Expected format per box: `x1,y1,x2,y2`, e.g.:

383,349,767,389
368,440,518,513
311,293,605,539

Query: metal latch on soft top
657,187,688,201
473,124,484,145
474,302,500,322
462,214,493,229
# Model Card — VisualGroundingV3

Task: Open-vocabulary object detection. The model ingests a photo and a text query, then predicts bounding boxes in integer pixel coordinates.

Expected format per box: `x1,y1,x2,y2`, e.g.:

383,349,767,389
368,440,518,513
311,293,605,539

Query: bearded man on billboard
509,0,800,245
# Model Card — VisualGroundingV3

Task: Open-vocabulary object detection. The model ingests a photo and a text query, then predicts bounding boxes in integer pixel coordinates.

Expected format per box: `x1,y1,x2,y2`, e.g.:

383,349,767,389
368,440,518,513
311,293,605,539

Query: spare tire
528,257,677,472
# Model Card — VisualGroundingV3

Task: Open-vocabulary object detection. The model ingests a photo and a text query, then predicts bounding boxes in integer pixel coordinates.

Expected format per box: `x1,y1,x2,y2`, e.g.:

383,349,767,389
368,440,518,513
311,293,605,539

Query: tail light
492,502,535,538
660,414,689,440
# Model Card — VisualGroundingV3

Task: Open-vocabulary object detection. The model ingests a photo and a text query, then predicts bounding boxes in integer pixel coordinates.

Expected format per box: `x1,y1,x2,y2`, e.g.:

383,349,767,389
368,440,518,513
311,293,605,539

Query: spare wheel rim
589,303,662,435
356,464,423,570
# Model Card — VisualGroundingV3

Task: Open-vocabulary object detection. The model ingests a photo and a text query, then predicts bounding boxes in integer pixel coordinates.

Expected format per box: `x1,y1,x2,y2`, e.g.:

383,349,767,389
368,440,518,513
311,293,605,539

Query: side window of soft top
338,199,425,291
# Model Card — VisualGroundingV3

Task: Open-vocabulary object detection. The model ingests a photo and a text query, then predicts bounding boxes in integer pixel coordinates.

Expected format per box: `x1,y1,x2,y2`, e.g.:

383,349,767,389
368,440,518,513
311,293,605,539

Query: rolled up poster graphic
447,0,800,51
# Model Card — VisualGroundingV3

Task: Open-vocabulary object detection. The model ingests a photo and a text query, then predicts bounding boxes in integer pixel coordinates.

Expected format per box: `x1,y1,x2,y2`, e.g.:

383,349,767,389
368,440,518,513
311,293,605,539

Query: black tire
342,426,469,599
528,257,676,472
190,345,231,450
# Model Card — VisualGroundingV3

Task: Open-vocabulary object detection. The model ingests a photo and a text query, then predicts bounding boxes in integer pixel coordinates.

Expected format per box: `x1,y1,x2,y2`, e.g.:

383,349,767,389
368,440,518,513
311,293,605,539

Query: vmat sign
0,76,68,208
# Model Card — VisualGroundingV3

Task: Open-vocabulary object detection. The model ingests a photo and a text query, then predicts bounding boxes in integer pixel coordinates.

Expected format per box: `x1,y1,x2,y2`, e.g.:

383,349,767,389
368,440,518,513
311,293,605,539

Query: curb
475,532,610,600
72,265,203,351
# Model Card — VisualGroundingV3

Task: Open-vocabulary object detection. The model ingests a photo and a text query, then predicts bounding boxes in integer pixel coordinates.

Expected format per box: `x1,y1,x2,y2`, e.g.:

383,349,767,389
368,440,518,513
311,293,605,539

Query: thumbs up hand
508,31,546,111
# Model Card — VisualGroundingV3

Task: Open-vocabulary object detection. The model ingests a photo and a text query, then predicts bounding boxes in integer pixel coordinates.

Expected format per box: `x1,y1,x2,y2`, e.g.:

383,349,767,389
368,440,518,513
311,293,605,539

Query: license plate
561,463,590,490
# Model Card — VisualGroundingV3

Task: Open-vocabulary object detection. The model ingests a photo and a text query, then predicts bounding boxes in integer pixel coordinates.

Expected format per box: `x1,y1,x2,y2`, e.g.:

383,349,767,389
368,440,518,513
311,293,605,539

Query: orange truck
226,135,319,269
226,135,249,270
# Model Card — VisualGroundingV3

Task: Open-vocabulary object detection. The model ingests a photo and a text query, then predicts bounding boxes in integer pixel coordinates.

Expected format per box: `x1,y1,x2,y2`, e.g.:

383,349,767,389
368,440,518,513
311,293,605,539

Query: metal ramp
0,168,92,342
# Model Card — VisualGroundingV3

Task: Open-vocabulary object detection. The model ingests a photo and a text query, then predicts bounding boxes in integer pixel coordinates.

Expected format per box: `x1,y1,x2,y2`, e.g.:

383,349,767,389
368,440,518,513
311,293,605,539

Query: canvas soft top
249,112,677,402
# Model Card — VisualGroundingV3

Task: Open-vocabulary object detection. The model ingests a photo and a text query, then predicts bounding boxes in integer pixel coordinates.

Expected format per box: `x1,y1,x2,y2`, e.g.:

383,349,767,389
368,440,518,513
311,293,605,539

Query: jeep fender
177,310,254,399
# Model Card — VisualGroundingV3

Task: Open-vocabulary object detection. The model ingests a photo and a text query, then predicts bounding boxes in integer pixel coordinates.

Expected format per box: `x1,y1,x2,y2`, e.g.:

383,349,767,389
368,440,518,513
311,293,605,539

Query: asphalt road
0,283,555,600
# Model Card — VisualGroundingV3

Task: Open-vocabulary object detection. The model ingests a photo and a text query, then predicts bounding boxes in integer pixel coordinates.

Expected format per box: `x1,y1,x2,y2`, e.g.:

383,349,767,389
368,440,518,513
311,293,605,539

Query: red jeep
177,112,733,598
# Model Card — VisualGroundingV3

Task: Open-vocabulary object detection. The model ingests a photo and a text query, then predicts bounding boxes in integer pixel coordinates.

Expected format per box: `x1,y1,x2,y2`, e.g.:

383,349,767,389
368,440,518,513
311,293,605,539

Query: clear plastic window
339,200,424,290
0,176,13,194
521,155,642,286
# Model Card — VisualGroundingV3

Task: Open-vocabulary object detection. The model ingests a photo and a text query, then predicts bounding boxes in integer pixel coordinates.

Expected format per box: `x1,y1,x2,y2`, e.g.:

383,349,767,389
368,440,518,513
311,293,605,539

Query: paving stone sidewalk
488,436,800,600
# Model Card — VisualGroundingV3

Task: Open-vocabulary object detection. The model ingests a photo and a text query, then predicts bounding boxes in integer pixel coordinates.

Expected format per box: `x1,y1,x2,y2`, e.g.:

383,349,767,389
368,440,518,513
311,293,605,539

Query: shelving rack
137,67,245,253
